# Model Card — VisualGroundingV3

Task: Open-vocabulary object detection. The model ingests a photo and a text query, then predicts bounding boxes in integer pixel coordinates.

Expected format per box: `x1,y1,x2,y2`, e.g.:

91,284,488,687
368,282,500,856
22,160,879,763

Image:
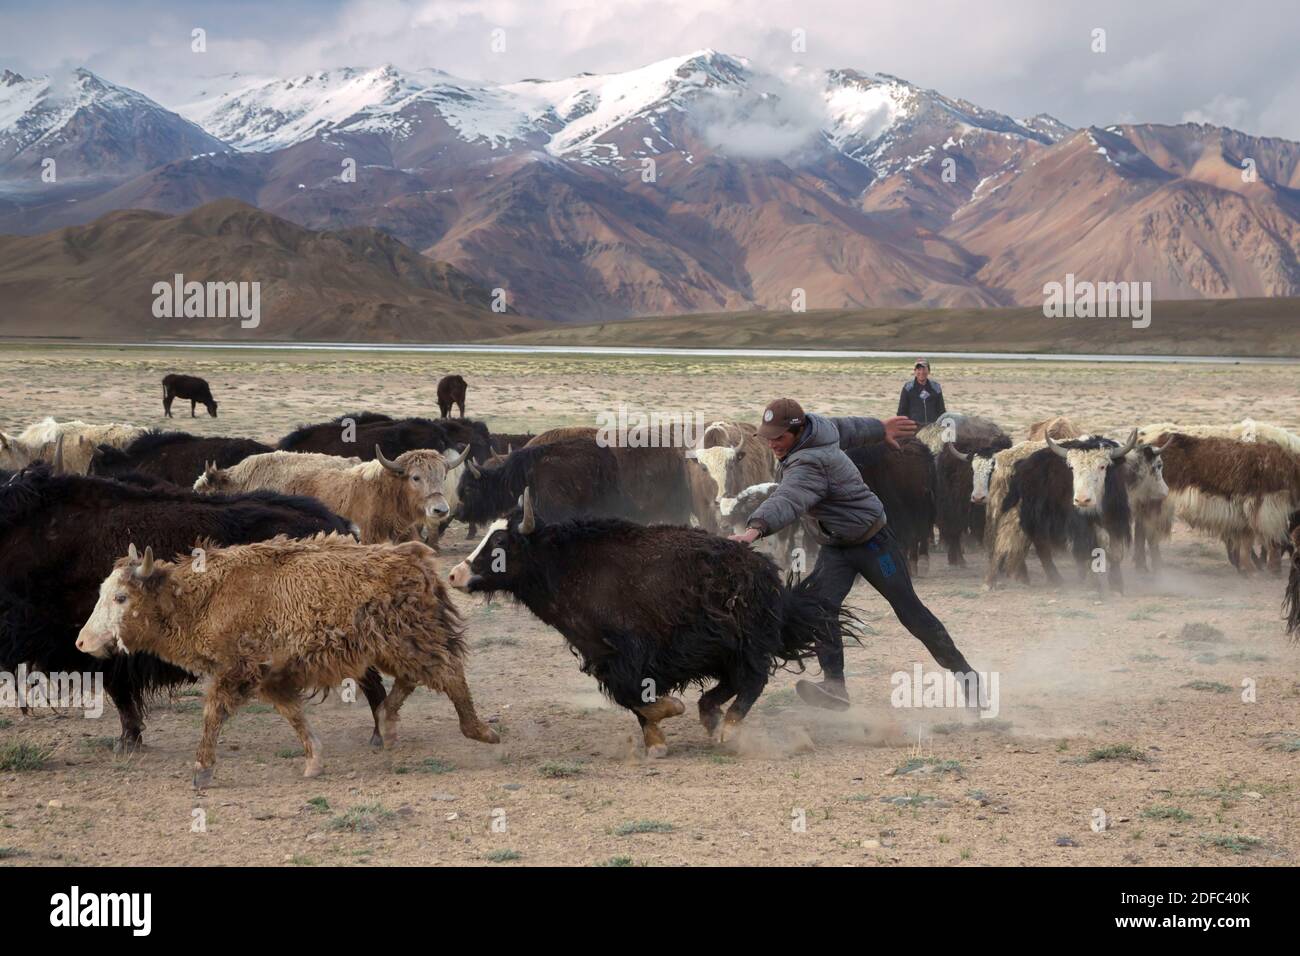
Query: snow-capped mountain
4,51,1300,325
0,68,226,178
171,51,1062,173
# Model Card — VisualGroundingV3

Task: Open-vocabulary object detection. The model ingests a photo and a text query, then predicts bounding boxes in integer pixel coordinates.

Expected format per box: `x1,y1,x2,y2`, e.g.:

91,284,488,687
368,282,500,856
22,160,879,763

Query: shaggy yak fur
278,413,492,465
1285,513,1300,638
448,490,856,756
90,431,272,487
0,464,388,750
457,434,692,526
846,437,936,573
1000,435,1134,593
437,374,468,418
77,533,497,787
1138,432,1300,574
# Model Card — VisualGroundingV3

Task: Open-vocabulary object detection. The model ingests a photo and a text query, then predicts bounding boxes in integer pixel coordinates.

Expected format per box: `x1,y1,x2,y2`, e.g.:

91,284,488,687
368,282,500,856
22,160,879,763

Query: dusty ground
1,346,1298,867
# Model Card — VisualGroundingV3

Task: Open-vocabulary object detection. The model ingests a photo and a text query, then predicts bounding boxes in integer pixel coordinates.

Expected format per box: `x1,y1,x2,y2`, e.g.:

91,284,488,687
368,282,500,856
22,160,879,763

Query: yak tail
774,574,868,671
1285,558,1300,642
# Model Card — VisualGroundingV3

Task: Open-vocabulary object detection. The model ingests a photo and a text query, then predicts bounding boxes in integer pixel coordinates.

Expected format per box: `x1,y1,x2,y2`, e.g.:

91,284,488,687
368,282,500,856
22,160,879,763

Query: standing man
897,359,945,426
729,398,979,710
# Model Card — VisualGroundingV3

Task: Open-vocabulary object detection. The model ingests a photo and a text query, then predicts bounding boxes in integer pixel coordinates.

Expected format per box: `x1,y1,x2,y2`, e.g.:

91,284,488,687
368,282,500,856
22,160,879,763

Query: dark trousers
808,524,976,682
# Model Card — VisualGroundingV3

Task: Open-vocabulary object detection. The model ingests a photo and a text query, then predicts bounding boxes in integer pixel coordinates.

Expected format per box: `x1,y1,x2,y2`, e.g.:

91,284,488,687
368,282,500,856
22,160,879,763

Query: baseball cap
757,398,806,439
914,358,930,369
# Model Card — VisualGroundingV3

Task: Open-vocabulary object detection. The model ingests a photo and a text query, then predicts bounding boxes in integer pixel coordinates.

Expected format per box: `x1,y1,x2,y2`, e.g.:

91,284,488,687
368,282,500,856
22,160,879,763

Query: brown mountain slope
0,199,540,341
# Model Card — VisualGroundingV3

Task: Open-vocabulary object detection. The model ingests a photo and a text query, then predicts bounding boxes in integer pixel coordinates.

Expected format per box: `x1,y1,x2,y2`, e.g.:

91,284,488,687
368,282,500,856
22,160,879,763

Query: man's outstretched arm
831,415,917,450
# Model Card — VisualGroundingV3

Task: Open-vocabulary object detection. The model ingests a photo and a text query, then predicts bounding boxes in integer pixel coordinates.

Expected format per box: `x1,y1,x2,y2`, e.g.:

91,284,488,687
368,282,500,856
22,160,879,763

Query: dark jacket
746,414,886,545
897,377,945,425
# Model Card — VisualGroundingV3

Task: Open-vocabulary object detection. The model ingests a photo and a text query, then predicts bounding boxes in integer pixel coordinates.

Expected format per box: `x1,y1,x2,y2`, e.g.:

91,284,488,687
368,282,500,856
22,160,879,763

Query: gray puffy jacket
747,414,887,545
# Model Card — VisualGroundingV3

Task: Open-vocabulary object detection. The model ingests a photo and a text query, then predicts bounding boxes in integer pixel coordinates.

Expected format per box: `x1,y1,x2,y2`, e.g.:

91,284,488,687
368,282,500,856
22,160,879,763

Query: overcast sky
3,0,1298,139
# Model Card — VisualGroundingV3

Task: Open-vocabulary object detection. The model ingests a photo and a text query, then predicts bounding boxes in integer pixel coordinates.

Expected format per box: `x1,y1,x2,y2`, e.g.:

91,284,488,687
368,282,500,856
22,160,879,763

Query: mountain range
2,53,1299,326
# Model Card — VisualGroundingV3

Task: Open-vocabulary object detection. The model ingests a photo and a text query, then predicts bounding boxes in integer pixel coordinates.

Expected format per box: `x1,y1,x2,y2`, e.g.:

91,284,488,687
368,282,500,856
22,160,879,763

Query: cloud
696,70,827,160
1,0,1298,140
1182,94,1251,129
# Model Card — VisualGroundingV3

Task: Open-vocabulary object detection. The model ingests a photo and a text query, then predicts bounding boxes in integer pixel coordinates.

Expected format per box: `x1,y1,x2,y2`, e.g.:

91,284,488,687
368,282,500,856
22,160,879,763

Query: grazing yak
846,437,936,574
90,431,272,487
437,374,468,418
77,534,497,787
1136,432,1300,574
11,418,148,474
278,413,492,466
196,445,468,543
998,432,1137,593
458,432,692,527
162,374,218,418
448,490,853,756
0,464,389,751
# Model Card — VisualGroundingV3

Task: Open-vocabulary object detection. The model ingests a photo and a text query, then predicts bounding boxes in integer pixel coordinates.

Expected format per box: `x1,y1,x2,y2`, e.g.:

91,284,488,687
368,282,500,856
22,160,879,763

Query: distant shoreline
2,339,1296,365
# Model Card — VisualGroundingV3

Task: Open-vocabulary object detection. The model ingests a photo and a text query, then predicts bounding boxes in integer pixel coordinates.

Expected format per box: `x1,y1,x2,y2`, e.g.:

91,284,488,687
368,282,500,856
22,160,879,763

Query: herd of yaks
1,381,1299,785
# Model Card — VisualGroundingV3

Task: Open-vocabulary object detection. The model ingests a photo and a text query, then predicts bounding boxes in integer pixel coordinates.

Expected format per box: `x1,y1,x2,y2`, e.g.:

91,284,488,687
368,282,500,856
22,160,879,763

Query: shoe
795,678,850,711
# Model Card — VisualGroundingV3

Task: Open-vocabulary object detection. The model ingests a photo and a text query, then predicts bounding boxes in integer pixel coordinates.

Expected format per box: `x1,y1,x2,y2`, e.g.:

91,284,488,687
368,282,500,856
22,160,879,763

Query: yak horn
51,435,65,474
375,445,405,475
1045,434,1069,459
1110,429,1139,460
518,487,536,535
137,546,154,577
442,444,469,470
506,444,513,455
466,458,482,479
128,543,139,562
944,442,969,462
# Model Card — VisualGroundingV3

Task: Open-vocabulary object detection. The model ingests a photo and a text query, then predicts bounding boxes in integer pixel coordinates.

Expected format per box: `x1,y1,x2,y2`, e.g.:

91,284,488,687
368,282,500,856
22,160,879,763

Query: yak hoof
467,725,500,744
368,729,383,748
303,759,324,779
114,735,144,755
646,743,669,759
192,765,214,790
699,708,722,736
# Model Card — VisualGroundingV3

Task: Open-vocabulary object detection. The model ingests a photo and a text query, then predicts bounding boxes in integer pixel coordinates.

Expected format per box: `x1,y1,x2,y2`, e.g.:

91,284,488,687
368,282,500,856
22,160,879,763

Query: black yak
278,413,492,465
89,431,272,487
937,439,1012,565
1000,433,1136,593
437,375,468,418
0,464,388,751
448,490,854,755
456,438,628,526
162,374,218,418
846,437,935,573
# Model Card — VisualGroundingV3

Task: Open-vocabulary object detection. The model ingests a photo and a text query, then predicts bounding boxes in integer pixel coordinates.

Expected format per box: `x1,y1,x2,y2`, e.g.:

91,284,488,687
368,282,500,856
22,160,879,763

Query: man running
728,398,979,710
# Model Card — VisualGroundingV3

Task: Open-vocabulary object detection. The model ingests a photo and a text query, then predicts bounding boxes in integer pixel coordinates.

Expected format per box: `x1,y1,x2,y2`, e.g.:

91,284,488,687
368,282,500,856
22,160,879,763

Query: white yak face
970,456,996,503
76,568,135,658
693,446,737,501
1061,448,1119,513
448,518,507,590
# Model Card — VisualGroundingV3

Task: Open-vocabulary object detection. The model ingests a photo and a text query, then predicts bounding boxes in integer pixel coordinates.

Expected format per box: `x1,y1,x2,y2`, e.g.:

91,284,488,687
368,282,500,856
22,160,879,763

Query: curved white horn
1110,429,1138,460
375,444,405,475
442,444,468,470
944,442,969,462
518,487,536,535
1045,434,1069,459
